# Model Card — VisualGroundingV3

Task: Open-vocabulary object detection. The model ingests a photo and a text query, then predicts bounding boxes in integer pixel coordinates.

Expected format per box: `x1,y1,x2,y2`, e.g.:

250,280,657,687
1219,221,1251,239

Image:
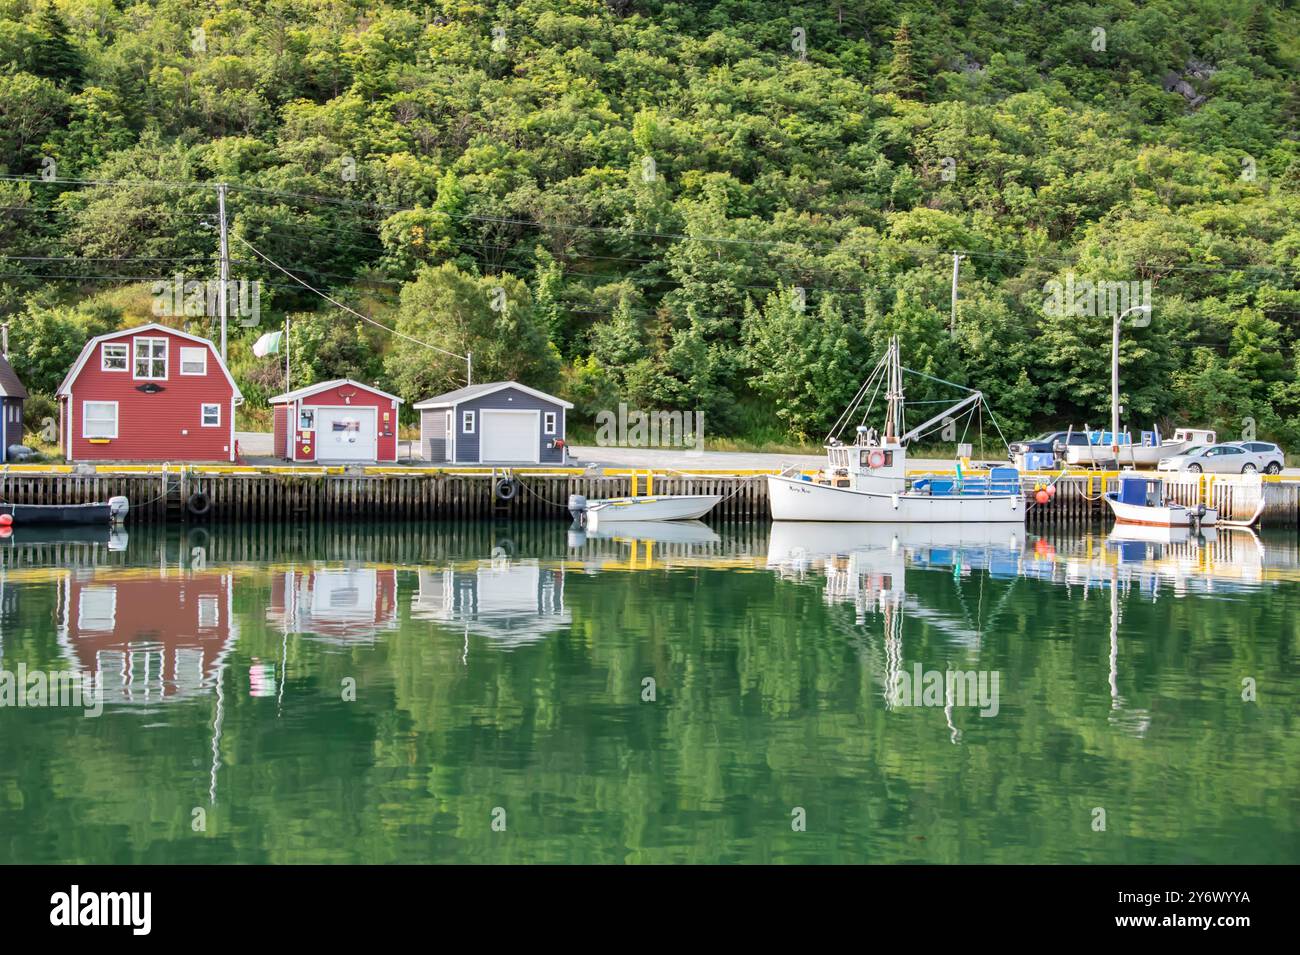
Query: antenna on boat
884,336,903,443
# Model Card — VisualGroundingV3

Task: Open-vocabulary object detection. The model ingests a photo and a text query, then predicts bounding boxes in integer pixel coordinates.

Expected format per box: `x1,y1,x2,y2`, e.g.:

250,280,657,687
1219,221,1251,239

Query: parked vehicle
1008,431,1094,470
1156,441,1284,474
1008,431,1070,457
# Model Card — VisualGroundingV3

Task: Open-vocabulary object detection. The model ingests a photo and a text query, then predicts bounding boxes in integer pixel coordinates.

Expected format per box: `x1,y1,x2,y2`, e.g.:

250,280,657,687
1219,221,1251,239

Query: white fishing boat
568,493,721,530
1104,476,1218,528
1065,426,1216,468
766,337,1024,523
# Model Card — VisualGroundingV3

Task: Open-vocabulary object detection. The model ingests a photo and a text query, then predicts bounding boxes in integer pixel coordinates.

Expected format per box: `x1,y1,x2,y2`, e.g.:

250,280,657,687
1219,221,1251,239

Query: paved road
235,432,963,471
236,433,1299,475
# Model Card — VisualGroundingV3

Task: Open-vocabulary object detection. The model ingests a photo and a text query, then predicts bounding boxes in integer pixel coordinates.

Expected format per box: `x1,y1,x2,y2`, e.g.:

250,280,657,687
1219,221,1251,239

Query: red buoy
1035,489,1049,505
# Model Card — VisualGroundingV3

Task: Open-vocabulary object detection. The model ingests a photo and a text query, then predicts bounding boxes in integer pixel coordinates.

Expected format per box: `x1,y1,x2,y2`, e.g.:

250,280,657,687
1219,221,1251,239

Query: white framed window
101,342,128,372
544,411,557,435
133,337,168,379
179,346,207,375
78,585,117,632
462,410,475,433
201,403,221,427
197,595,219,629
82,401,118,439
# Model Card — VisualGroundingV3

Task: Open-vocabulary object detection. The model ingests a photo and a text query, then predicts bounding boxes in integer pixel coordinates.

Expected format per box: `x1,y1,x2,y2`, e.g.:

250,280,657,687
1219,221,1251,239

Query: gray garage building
415,381,572,464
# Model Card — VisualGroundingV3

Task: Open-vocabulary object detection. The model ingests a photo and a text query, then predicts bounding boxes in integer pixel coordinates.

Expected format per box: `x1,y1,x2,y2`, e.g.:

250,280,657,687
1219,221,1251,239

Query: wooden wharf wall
0,466,1297,528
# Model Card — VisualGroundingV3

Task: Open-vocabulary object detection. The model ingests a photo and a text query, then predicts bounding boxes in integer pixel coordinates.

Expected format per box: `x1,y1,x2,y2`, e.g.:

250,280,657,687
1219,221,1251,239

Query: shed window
197,596,219,629
82,401,118,439
462,410,475,433
134,337,168,379
544,411,557,435
78,585,117,632
201,403,221,427
101,343,128,371
179,346,207,375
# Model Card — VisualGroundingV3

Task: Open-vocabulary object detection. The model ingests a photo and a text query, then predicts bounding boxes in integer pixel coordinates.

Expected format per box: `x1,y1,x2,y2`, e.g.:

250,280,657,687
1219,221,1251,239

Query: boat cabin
1171,428,1216,445
1117,476,1164,508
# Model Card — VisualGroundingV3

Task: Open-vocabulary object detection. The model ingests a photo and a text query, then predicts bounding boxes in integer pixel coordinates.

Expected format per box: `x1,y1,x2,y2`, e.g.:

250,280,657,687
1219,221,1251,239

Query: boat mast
884,336,903,442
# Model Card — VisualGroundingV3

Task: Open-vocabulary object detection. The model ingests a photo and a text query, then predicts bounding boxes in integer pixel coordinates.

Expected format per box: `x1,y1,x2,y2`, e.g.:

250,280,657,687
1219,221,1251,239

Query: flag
253,330,283,357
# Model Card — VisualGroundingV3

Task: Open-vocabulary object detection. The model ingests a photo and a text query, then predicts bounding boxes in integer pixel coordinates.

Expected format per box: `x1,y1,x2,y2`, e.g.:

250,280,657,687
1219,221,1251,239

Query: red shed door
315,407,377,461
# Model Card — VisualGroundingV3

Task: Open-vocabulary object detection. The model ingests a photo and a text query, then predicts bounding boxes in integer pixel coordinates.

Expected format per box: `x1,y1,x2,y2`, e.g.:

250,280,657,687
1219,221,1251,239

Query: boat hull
1,502,123,526
767,476,1024,523
1067,441,1190,468
1104,494,1218,528
585,494,722,528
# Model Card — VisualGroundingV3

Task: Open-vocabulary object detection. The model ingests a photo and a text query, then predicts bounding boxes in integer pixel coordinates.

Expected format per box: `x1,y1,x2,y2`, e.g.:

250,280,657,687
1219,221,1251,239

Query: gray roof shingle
0,353,28,399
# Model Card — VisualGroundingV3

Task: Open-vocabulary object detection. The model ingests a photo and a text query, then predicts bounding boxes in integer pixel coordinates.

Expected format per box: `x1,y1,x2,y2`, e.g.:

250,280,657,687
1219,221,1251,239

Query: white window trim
179,346,208,376
101,342,129,372
201,402,221,427
133,337,168,380
82,400,119,439
543,411,557,435
462,410,476,434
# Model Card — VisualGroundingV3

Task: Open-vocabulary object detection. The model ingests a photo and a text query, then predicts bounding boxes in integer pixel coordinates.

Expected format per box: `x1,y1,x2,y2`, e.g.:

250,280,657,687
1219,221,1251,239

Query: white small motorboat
568,493,721,529
1105,476,1217,528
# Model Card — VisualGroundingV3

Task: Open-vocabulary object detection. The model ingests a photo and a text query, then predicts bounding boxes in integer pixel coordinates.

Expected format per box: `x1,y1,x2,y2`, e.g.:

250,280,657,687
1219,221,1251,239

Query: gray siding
421,407,450,462
425,386,566,464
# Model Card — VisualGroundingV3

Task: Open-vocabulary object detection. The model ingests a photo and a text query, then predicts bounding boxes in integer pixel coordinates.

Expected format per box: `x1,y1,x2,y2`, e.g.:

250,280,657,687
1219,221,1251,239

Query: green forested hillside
1,0,1298,445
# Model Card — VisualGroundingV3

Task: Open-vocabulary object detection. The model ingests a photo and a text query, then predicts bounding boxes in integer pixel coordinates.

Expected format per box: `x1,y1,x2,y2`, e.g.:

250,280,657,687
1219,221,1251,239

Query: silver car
1157,441,1285,474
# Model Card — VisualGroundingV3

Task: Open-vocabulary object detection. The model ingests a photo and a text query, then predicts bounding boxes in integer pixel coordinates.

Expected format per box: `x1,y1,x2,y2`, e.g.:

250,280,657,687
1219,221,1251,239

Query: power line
10,174,1300,280
232,234,472,383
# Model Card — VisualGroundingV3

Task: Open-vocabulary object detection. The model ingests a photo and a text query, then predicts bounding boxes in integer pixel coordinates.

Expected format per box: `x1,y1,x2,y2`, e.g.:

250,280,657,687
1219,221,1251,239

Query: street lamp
1111,303,1152,453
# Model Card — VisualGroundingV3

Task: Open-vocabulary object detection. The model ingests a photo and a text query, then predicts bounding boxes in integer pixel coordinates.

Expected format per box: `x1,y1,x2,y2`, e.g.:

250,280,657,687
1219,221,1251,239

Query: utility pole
1,322,8,359
1111,304,1152,453
466,351,472,386
950,253,965,334
217,183,230,361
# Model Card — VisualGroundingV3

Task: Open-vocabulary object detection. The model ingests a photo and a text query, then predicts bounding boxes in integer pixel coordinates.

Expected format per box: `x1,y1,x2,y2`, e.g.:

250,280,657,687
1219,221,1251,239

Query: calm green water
0,520,1296,864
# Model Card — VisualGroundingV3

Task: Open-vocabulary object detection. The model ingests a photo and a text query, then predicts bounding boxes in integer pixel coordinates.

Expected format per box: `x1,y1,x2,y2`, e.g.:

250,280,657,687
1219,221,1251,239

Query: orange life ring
868,450,886,468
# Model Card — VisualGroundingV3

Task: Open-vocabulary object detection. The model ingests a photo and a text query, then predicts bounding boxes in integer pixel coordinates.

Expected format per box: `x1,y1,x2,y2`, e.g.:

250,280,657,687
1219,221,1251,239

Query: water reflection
55,568,238,705
411,558,567,649
1,519,1297,864
5,519,1296,722
267,567,400,644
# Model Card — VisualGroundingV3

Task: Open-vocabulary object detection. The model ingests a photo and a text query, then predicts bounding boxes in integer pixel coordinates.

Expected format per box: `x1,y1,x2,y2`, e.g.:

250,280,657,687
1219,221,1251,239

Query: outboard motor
568,493,588,525
108,496,129,524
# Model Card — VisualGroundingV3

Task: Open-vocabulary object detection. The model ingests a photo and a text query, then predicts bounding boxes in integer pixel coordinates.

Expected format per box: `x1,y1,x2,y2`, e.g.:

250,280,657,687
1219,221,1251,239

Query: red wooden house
56,323,242,462
270,378,402,463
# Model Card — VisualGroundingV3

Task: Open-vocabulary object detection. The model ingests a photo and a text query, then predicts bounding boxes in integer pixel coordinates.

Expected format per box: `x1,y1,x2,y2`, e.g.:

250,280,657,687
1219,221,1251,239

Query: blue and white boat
767,338,1024,523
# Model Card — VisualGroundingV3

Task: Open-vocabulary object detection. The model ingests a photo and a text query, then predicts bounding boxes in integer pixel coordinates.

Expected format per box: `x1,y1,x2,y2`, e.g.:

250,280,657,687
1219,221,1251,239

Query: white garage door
480,409,539,463
315,407,377,461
